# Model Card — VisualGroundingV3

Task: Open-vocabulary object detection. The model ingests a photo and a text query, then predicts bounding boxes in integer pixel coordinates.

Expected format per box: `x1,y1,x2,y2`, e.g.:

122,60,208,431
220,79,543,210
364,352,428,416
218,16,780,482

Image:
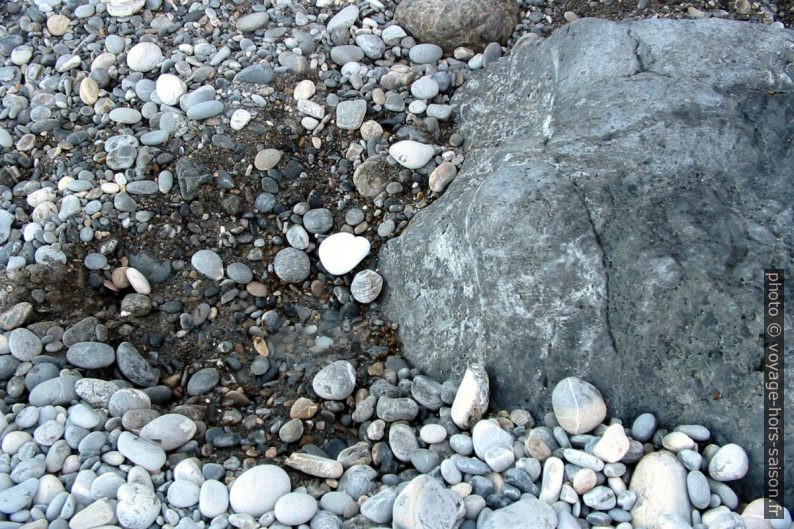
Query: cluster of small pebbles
0,318,791,529
0,0,791,528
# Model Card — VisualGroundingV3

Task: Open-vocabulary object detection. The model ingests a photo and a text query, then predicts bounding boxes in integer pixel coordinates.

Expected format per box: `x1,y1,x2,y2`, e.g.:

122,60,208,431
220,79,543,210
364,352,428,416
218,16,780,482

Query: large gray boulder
395,0,519,52
379,18,794,503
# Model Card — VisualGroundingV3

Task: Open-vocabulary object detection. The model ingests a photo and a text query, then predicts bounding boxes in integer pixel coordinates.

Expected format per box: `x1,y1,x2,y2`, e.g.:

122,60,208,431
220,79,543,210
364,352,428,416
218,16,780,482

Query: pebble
127,42,163,72
274,492,317,526
631,413,657,441
237,12,269,32
70,498,115,529
47,14,70,36
126,267,152,294
539,456,564,503
254,149,282,171
409,43,444,64
192,249,224,280
294,80,316,100
304,208,334,234
226,262,253,283
313,360,356,400
0,478,38,515
187,367,220,396
235,64,274,84
168,480,201,508
279,418,304,442
350,270,384,303
66,341,115,368
106,0,145,17
109,108,141,125
593,423,630,463
117,483,160,529
361,488,396,523
318,232,370,275
551,376,607,434
389,140,435,169
140,413,197,450
117,432,167,471
687,470,711,509
230,109,251,130
389,423,419,462
29,375,78,406
327,5,359,32
472,419,512,459
156,74,187,106
392,475,458,529
229,465,290,516
8,327,42,361
285,453,344,479
287,225,310,250
336,99,367,130
630,451,691,528
480,497,557,529
79,78,99,105
411,76,441,100
116,342,159,386
708,444,749,481
200,480,230,519
420,424,448,444
451,364,489,429
429,162,457,193
187,101,225,120
353,159,390,197
274,247,311,283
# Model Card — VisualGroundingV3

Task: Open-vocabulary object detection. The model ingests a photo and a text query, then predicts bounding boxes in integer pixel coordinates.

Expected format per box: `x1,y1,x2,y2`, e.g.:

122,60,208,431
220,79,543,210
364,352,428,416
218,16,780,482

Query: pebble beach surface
0,0,791,528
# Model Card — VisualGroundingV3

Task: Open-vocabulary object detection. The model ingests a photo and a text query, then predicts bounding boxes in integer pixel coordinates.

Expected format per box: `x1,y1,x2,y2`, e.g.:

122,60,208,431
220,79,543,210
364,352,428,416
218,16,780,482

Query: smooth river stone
708,443,749,481
551,376,607,434
229,465,290,516
155,74,186,106
236,11,269,32
191,249,223,280
630,451,691,529
116,483,160,529
318,232,370,276
117,431,166,471
139,413,197,450
388,140,435,169
350,270,383,304
480,497,557,529
0,478,38,514
186,101,224,120
66,342,115,369
312,360,356,400
127,42,163,72
392,475,458,529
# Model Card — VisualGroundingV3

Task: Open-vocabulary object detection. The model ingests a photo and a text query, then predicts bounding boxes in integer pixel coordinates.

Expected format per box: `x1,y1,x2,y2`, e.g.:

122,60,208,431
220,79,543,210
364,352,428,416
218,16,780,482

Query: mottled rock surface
395,0,519,52
379,18,794,500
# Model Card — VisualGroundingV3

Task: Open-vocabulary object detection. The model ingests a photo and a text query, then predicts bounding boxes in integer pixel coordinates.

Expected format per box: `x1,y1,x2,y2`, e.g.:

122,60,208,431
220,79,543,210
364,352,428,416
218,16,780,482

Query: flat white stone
230,109,251,130
389,140,434,169
125,267,151,295
105,0,145,17
319,232,370,276
294,80,316,100
155,74,186,106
